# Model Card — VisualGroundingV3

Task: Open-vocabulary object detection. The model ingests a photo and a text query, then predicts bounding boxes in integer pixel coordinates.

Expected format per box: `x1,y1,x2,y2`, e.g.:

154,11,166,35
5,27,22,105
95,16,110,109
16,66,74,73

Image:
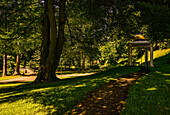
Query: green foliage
136,1,170,42
89,65,100,69
100,37,130,65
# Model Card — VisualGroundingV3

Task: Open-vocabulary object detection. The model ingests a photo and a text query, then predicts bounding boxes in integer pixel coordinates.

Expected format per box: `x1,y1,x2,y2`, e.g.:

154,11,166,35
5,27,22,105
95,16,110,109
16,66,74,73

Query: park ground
0,49,169,114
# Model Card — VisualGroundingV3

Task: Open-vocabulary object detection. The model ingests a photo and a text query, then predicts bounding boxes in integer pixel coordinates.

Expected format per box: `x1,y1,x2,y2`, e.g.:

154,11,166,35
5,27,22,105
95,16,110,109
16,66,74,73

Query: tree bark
2,52,7,76
159,42,161,50
13,54,21,75
23,59,26,68
81,51,85,72
64,63,66,70
35,0,66,82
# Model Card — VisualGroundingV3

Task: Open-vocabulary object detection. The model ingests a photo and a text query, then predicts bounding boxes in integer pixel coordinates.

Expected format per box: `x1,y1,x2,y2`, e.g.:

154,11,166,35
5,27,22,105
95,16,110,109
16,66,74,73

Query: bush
100,60,105,65
90,65,100,69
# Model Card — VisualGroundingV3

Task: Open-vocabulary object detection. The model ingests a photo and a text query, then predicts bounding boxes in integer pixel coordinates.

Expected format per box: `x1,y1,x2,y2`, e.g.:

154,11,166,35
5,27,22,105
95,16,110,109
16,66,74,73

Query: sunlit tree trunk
13,54,21,75
2,52,7,76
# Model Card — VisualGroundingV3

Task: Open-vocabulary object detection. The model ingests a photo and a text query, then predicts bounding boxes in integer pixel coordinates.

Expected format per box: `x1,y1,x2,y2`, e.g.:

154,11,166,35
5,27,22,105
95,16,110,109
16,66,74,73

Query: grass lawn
0,75,22,81
56,68,100,75
0,66,139,115
121,50,170,114
136,48,170,63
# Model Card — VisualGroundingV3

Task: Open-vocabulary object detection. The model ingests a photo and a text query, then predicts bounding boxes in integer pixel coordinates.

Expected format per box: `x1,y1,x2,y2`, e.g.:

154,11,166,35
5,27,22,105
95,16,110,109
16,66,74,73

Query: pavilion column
145,47,148,67
128,44,132,66
150,44,154,67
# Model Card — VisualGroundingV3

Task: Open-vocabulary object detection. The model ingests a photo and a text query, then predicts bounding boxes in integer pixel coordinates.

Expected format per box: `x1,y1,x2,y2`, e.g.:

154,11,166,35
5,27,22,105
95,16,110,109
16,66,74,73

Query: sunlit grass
0,83,26,88
0,66,139,114
121,50,170,115
58,75,84,79
0,75,22,81
136,48,170,63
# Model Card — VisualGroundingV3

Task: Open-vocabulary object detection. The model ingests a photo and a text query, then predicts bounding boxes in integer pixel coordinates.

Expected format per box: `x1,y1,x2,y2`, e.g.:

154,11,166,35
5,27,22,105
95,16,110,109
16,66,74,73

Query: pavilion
128,34,154,67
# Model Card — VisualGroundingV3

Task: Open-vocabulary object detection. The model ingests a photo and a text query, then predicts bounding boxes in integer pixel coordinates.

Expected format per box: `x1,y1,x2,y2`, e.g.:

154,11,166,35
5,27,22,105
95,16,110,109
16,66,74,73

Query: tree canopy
0,0,169,82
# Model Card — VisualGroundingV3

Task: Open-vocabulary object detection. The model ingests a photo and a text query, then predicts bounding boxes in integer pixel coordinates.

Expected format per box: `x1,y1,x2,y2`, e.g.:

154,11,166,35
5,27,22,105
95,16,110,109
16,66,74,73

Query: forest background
0,0,169,82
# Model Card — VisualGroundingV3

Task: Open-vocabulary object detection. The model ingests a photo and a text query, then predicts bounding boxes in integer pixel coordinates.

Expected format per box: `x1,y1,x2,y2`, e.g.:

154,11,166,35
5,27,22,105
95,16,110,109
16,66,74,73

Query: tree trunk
2,52,7,76
13,54,21,75
69,62,71,69
159,42,161,50
35,0,66,82
23,59,26,68
81,51,85,72
64,63,66,70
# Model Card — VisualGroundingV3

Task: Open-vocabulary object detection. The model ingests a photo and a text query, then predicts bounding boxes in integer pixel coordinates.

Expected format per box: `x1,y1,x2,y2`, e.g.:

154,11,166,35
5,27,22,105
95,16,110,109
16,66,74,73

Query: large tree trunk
35,0,66,82
2,52,7,76
13,54,21,75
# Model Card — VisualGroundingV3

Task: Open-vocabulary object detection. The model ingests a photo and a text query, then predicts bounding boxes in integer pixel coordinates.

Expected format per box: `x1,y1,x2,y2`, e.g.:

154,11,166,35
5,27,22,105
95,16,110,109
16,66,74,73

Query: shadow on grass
56,69,100,75
0,66,139,114
121,54,170,115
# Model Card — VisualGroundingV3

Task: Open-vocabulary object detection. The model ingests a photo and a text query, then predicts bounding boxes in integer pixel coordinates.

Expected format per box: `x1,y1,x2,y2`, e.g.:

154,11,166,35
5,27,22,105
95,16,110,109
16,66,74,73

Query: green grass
56,68,100,75
0,75,22,81
121,50,170,115
136,48,170,63
0,66,139,115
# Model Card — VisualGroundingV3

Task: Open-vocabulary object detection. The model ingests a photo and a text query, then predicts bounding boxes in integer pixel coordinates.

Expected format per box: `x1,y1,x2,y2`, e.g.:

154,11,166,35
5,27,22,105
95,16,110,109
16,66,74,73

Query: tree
135,1,170,47
35,0,67,82
0,0,42,76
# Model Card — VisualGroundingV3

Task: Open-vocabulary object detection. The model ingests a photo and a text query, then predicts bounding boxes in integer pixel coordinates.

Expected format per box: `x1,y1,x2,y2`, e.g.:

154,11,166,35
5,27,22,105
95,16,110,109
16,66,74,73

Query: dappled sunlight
137,49,170,63
74,84,86,88
122,53,170,114
0,83,25,88
58,72,97,79
0,66,140,114
155,71,170,76
146,87,157,91
163,74,170,76
165,80,170,84
66,67,149,114
0,75,22,82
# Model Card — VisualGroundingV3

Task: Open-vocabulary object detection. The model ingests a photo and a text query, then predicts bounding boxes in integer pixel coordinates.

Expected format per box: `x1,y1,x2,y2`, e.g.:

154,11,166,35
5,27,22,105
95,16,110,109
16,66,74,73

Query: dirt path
67,67,150,115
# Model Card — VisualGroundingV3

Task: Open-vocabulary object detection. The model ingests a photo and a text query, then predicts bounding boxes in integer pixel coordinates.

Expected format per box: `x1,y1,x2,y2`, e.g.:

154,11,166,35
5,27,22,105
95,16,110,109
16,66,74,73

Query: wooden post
128,44,132,66
150,44,154,67
145,47,148,67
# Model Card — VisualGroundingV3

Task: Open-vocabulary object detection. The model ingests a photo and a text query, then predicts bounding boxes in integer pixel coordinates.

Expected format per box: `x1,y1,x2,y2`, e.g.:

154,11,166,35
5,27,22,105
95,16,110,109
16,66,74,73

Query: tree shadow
122,53,170,114
0,66,139,114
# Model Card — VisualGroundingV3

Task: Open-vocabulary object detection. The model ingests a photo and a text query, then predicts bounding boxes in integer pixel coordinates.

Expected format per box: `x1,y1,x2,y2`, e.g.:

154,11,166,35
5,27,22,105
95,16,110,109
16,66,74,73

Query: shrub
90,65,100,69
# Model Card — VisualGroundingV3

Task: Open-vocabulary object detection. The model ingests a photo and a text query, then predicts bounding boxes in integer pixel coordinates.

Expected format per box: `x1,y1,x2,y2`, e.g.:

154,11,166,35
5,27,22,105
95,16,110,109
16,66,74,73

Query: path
0,68,36,84
67,67,150,115
0,71,97,84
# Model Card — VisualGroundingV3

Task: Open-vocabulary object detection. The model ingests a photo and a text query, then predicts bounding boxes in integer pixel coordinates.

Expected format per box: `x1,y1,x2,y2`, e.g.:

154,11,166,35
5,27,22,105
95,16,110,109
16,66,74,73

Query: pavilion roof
128,41,151,47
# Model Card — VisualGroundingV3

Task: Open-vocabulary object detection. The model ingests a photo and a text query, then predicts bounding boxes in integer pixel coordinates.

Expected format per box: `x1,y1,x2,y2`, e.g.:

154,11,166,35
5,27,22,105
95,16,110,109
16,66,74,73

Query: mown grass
0,75,22,81
121,51,170,115
0,66,139,115
136,48,170,63
56,68,100,75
